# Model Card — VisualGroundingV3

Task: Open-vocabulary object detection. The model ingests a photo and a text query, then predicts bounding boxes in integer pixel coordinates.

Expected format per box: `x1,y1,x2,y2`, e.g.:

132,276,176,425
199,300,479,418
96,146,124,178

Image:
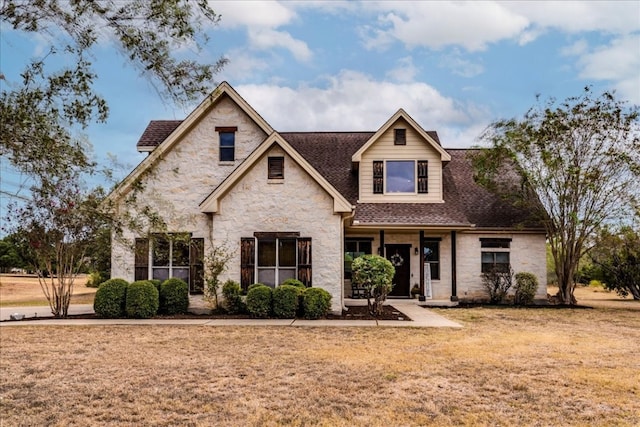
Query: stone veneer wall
111,96,268,281
455,232,548,302
212,145,345,314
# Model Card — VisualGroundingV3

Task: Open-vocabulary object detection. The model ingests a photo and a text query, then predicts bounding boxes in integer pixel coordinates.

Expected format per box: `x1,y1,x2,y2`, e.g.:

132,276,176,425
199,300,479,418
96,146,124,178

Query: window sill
267,179,284,184
218,161,235,166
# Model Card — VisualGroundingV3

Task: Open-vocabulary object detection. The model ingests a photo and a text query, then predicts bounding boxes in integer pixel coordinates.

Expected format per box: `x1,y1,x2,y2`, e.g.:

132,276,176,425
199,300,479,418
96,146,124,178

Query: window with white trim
480,238,511,273
373,160,428,194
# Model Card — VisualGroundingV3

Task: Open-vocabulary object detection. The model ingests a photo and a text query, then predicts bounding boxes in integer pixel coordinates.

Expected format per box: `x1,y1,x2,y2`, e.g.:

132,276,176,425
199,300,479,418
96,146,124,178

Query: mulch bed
3,305,411,322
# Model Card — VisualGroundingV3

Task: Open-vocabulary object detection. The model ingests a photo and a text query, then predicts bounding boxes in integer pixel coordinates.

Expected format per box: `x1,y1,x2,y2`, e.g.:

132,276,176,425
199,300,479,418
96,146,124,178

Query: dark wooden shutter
297,238,312,287
134,238,149,281
418,160,428,194
373,161,384,194
189,238,204,294
240,238,255,291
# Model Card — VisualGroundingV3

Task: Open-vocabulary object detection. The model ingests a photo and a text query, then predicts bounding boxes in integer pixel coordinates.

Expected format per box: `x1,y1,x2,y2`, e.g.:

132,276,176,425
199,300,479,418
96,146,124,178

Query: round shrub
247,283,266,293
280,278,306,289
126,280,159,318
150,279,162,293
94,278,129,318
222,280,245,314
160,278,189,314
514,272,538,306
272,285,302,318
246,284,272,318
302,287,332,319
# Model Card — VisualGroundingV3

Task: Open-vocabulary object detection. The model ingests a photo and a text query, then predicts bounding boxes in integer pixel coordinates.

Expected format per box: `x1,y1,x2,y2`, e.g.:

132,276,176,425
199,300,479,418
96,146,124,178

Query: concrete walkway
0,301,462,328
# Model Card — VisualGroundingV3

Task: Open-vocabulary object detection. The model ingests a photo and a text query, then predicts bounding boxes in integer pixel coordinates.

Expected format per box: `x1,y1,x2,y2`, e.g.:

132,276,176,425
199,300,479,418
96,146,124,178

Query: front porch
344,297,458,308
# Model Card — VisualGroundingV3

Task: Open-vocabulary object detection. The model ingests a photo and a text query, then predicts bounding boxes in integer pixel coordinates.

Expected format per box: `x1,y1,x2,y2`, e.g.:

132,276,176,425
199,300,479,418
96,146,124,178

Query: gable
107,82,273,203
200,133,352,214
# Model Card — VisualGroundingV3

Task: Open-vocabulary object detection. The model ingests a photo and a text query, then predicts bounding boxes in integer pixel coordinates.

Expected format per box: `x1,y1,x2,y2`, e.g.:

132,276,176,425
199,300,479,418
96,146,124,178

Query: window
216,126,237,161
241,235,312,290
134,234,204,293
344,239,373,279
386,160,415,193
423,240,440,280
481,238,511,273
394,128,406,145
268,157,284,179
481,252,510,273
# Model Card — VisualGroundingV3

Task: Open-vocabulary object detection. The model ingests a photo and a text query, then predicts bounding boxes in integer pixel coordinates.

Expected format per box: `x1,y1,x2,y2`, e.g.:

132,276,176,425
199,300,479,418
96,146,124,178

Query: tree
0,236,25,272
474,88,639,304
351,254,395,316
4,175,111,317
589,226,640,300
1,0,226,183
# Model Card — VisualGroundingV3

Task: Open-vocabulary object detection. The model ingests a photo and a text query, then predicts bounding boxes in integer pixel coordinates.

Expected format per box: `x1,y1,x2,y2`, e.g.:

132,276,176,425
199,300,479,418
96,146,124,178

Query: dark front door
386,244,411,297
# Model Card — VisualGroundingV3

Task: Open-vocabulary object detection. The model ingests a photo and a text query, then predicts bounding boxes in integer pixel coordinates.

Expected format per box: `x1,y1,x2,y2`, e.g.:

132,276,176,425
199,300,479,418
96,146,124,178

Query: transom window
216,126,237,162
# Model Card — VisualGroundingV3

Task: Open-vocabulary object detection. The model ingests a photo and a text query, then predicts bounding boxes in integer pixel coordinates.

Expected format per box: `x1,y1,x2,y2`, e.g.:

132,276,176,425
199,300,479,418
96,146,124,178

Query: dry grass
0,274,96,306
1,286,639,426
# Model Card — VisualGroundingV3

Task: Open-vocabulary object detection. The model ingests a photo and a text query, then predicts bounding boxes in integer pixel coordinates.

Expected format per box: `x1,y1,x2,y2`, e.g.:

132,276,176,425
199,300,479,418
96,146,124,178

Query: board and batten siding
359,118,443,203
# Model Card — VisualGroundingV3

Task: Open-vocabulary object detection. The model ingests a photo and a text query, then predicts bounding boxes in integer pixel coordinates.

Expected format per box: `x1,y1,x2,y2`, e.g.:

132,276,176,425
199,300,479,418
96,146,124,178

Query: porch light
414,247,419,256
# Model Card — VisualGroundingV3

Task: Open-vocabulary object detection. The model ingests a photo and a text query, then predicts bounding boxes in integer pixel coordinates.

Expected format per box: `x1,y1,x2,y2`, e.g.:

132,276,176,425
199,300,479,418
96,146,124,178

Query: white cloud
237,71,490,147
386,56,419,82
359,1,529,52
358,1,639,52
212,1,296,28
210,1,312,62
247,28,312,62
576,35,640,103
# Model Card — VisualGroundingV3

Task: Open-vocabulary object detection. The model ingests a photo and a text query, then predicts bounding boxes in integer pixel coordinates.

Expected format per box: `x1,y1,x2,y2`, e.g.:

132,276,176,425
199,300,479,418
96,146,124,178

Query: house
108,82,548,313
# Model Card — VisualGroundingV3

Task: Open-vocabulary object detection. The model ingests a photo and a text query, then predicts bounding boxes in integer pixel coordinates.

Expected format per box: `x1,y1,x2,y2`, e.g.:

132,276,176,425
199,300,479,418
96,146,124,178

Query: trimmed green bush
280,278,306,289
222,280,245,314
246,284,272,318
247,283,266,293
94,278,129,318
160,278,189,314
514,272,538,305
150,279,162,293
272,285,301,318
302,287,332,319
126,280,159,318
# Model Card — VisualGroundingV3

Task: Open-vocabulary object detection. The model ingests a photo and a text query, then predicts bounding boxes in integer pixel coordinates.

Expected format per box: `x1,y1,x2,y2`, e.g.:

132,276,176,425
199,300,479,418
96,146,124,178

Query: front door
386,244,411,297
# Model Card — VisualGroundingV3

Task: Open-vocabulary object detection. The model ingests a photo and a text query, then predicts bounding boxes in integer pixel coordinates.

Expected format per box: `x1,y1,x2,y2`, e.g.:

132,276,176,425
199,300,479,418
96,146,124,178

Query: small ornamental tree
351,254,395,316
590,226,640,300
203,243,234,309
481,267,514,304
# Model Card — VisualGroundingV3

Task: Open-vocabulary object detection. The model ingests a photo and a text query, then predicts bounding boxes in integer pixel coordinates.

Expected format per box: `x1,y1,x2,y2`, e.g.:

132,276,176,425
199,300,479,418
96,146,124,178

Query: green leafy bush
514,272,538,305
222,280,245,314
160,278,189,314
150,279,162,293
302,287,332,319
93,278,129,318
126,280,159,318
280,278,306,288
481,267,514,304
246,284,272,318
351,254,395,316
247,283,266,293
272,285,301,318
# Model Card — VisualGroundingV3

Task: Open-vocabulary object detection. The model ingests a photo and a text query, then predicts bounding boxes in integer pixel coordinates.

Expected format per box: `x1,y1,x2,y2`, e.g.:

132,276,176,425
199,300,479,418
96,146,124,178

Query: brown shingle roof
137,120,182,149
135,122,542,229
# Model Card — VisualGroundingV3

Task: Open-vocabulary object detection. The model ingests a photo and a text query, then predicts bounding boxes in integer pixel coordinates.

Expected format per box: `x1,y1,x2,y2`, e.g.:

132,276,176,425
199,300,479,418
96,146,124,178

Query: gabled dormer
351,109,451,203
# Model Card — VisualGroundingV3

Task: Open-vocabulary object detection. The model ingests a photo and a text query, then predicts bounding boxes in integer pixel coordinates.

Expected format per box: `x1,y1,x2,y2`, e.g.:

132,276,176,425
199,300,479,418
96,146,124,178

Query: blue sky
1,0,639,193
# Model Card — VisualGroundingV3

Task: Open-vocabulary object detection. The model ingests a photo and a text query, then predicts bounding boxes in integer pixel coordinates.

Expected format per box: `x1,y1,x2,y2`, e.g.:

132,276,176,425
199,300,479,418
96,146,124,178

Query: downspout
341,207,356,311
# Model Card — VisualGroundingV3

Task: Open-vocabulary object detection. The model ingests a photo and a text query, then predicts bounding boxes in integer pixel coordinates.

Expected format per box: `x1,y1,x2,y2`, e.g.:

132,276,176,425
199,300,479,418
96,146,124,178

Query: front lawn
1,288,638,426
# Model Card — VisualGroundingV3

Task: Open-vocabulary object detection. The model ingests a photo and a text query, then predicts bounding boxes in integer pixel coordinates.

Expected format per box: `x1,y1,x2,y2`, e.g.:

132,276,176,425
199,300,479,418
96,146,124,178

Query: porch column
419,230,425,294
378,230,385,256
450,230,458,302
